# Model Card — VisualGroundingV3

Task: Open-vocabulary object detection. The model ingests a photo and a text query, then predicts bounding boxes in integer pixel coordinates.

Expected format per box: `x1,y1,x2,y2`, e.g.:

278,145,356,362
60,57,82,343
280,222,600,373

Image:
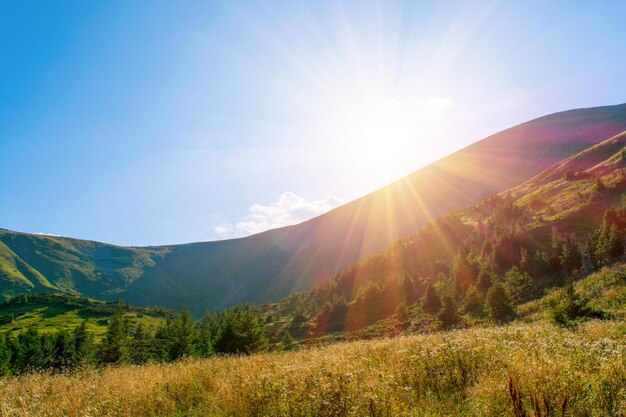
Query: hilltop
2,104,626,313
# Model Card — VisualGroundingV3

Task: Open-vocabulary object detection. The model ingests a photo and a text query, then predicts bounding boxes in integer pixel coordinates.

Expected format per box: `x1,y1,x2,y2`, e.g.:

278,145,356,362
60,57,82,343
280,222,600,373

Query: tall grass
0,320,623,417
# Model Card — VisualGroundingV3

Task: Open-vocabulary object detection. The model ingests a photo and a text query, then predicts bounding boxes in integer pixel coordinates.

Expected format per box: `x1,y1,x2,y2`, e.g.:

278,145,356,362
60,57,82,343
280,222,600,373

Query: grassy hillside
0,293,175,340
2,104,626,314
261,132,626,342
0,229,168,298
0,306,622,416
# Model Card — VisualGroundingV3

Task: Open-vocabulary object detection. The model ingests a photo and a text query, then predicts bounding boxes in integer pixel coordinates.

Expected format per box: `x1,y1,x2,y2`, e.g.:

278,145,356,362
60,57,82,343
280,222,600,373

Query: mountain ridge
2,103,626,313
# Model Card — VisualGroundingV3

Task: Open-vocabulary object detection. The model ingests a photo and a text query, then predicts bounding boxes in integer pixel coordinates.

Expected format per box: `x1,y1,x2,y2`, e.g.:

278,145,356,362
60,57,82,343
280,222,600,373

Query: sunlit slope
260,130,626,340
0,230,167,298
0,293,174,340
2,103,626,313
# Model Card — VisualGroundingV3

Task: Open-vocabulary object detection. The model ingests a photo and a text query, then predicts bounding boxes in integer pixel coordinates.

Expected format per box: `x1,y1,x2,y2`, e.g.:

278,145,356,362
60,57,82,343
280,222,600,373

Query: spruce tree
422,282,441,313
505,266,536,304
74,321,95,366
169,310,197,360
438,296,459,329
463,285,484,316
214,306,268,354
486,282,515,322
100,301,130,364
0,336,12,376
16,327,44,372
280,331,297,351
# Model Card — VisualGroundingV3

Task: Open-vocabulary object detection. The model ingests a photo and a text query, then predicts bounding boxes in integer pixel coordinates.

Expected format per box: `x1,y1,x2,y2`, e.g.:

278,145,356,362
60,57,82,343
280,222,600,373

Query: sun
326,94,454,184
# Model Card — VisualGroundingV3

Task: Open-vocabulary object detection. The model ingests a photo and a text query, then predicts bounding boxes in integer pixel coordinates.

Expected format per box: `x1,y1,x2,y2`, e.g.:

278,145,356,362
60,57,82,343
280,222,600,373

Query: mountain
2,103,626,313
262,130,626,341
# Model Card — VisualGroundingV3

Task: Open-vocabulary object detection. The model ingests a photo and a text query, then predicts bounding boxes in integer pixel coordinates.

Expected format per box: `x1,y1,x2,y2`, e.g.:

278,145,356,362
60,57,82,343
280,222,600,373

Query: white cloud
213,226,229,236
35,232,62,237
215,192,344,238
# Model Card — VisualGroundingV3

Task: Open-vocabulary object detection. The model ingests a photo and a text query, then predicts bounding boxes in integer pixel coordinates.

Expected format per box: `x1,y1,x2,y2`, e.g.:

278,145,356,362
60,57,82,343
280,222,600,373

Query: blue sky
1,1,625,246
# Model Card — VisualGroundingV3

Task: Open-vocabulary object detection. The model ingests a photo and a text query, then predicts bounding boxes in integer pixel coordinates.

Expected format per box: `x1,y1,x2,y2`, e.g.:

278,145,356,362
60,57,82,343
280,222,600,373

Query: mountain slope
2,103,626,313
261,131,626,340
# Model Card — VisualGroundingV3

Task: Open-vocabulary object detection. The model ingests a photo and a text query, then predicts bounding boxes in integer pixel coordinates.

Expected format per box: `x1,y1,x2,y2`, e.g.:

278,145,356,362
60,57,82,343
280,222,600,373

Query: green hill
261,131,626,342
0,293,175,340
2,104,626,314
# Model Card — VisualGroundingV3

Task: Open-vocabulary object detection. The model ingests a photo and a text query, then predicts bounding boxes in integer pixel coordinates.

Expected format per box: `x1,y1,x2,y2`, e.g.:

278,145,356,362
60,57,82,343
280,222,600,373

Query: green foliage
168,310,197,360
437,296,459,329
476,269,494,293
505,266,536,304
0,336,11,376
551,282,606,327
486,282,515,323
280,331,297,351
395,301,409,323
421,282,441,313
99,301,130,364
463,285,484,316
213,306,268,354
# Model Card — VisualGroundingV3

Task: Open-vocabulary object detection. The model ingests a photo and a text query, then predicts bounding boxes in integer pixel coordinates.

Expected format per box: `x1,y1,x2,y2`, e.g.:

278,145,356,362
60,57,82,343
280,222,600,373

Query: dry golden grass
0,320,623,417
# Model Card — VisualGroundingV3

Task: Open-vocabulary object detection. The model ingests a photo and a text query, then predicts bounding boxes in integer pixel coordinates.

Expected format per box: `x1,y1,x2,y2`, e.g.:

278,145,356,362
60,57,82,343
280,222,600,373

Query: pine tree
169,310,197,360
486,282,515,322
73,321,94,366
214,306,268,354
197,314,217,357
463,285,484,316
16,327,44,372
396,301,409,323
0,335,12,376
51,330,76,370
438,296,459,329
100,301,130,364
280,331,297,351
422,282,441,313
551,282,604,327
505,266,536,304
451,253,474,295
476,269,493,293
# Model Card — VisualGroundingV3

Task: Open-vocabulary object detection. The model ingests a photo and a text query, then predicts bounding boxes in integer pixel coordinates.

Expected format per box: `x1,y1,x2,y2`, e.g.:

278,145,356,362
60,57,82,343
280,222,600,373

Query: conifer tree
169,310,197,360
438,296,459,329
214,306,268,354
280,331,297,351
100,301,130,364
422,282,441,313
0,336,12,376
505,266,536,304
486,282,515,322
16,327,44,372
476,269,493,293
463,285,484,316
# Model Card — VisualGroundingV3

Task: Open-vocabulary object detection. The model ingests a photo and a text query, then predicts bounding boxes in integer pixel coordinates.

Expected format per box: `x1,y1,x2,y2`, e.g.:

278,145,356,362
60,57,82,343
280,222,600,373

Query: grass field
0,293,173,340
0,318,623,417
0,267,623,417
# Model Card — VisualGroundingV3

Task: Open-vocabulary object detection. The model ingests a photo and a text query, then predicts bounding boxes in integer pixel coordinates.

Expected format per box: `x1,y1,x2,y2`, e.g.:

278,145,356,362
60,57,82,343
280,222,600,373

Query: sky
1,1,626,246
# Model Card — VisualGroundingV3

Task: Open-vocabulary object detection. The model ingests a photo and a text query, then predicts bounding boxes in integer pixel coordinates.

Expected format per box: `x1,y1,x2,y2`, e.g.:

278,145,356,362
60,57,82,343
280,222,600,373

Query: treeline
0,303,269,376
271,200,626,337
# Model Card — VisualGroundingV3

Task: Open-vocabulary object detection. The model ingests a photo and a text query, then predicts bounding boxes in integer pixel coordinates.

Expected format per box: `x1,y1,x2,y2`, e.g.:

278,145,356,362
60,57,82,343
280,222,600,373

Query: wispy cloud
214,191,343,238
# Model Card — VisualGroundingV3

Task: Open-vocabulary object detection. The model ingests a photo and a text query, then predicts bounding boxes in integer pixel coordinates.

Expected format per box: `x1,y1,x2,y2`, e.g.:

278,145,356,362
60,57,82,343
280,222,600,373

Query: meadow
0,318,623,417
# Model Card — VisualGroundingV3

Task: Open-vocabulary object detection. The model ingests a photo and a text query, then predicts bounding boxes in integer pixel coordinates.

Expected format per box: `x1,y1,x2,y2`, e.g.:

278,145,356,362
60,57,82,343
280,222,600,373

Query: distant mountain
2,103,626,313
